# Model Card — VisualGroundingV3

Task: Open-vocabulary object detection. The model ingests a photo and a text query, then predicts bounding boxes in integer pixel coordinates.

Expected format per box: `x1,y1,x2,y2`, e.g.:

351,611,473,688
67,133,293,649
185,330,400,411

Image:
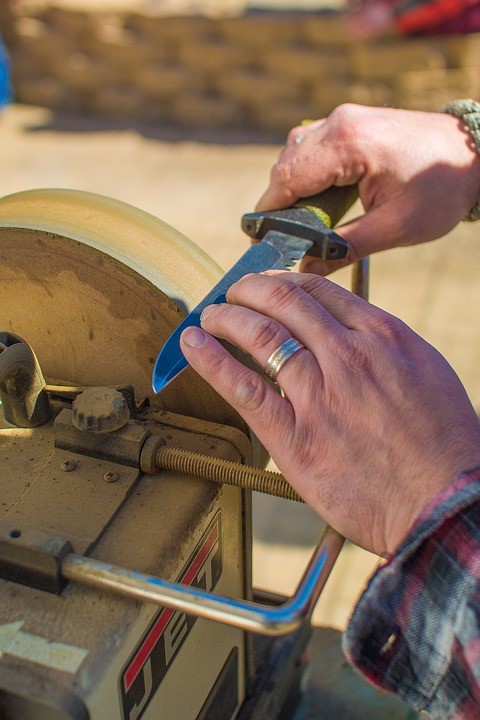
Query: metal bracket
0,520,73,594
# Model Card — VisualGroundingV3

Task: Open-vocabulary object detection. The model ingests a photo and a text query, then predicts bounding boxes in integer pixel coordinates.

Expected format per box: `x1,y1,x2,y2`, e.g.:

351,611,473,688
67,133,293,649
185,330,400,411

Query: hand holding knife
152,184,358,394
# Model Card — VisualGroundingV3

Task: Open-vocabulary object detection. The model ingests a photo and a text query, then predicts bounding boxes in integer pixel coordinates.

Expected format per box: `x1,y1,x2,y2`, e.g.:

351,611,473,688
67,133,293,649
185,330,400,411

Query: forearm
344,466,480,718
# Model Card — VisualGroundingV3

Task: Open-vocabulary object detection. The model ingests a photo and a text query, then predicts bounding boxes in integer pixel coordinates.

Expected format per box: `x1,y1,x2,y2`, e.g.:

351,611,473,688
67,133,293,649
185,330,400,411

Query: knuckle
286,126,300,144
325,105,367,185
265,279,303,313
271,158,294,186
328,104,375,156
268,151,305,205
195,341,270,414
201,343,232,377
232,370,269,413
297,274,325,296
369,311,408,344
329,103,358,134
332,102,357,116
248,317,284,352
336,314,410,373
337,335,371,373
198,346,272,415
301,273,343,301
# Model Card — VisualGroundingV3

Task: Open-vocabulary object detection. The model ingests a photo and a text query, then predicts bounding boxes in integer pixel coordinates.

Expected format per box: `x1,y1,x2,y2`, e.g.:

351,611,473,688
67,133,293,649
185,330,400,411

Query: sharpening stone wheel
0,188,252,437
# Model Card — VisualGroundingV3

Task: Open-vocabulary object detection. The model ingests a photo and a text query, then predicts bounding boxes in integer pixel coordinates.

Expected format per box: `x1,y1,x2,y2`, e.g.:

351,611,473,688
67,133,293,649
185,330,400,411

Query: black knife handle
242,184,358,261
293,184,359,229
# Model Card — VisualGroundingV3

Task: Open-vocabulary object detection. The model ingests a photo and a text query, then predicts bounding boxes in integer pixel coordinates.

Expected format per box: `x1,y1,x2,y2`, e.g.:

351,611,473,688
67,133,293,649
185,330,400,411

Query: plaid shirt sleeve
343,466,480,719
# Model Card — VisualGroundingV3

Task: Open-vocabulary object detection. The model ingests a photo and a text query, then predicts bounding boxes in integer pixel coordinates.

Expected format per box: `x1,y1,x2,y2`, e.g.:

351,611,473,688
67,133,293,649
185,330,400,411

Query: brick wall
2,2,480,136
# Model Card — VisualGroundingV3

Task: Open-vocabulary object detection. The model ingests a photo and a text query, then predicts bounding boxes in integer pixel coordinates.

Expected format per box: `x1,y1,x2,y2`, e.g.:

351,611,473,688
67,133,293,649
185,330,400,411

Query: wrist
444,99,480,222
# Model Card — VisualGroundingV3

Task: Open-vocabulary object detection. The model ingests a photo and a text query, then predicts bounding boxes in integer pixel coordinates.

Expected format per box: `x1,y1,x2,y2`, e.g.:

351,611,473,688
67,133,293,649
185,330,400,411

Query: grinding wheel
0,188,256,445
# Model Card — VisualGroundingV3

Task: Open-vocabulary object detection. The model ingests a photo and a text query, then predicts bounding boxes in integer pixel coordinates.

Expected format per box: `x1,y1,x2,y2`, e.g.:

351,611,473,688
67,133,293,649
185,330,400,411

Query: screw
60,460,77,472
103,471,119,483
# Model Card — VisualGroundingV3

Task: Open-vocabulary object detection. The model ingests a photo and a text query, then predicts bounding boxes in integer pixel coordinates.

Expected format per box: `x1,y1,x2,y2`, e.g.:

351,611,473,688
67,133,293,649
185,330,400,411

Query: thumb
255,184,298,212
300,204,410,275
338,205,412,258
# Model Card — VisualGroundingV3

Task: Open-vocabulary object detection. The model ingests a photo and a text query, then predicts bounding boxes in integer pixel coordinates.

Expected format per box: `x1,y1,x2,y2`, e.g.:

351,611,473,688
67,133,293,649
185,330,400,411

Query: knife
152,184,358,393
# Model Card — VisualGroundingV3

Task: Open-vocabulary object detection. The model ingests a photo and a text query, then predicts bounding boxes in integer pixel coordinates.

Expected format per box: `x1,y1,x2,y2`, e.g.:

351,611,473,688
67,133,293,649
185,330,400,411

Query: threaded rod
142,440,304,503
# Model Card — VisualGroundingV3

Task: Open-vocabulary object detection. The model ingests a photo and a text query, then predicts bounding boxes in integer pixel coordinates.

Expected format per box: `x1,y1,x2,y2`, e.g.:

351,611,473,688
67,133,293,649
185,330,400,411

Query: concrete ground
1,103,479,639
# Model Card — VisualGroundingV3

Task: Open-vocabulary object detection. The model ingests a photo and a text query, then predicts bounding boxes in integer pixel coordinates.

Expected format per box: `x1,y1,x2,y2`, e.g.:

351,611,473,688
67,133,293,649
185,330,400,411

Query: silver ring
294,134,304,144
264,338,305,381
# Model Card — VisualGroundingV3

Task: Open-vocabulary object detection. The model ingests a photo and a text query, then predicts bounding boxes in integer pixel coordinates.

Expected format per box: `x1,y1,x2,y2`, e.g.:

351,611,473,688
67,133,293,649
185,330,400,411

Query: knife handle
242,183,358,260
293,184,359,229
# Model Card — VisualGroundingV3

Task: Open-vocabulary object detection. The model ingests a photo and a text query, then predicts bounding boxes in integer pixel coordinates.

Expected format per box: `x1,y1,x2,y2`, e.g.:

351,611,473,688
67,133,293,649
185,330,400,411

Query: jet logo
120,514,222,720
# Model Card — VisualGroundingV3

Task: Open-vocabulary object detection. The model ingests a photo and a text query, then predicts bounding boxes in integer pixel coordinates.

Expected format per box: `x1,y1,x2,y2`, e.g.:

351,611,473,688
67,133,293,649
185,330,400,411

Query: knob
72,387,130,433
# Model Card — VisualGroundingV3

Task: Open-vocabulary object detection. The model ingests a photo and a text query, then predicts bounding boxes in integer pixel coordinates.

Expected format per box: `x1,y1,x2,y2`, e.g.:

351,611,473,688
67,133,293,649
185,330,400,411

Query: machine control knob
72,387,130,433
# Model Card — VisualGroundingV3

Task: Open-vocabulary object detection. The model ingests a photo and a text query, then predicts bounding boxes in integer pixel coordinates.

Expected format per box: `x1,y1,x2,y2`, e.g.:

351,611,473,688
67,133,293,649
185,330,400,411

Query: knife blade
152,185,357,394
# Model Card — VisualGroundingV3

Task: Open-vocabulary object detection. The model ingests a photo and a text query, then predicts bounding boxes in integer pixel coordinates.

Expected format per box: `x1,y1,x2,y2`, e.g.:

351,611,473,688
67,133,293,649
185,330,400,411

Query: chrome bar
62,525,344,637
352,257,370,301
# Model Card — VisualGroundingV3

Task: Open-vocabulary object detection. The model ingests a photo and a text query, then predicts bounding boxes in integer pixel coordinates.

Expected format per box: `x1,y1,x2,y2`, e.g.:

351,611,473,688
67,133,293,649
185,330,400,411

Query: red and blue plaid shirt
344,467,480,719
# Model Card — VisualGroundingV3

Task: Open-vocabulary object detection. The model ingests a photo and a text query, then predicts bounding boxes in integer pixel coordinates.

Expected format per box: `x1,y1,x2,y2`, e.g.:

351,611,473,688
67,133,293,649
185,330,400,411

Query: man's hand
256,104,480,275
180,272,480,556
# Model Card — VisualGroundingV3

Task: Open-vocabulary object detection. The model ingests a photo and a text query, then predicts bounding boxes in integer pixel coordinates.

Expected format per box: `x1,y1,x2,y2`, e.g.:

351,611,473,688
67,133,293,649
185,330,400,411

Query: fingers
327,204,414,258
225,274,354,365
296,211,396,274
197,272,385,406
255,121,334,212
256,106,367,213
256,105,480,260
299,255,351,277
179,325,295,451
199,303,318,404
226,272,377,333
299,199,423,269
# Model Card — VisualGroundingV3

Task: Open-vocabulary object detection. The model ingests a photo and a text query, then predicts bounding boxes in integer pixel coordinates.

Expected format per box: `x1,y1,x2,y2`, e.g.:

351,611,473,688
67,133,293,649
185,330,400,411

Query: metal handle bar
61,525,344,637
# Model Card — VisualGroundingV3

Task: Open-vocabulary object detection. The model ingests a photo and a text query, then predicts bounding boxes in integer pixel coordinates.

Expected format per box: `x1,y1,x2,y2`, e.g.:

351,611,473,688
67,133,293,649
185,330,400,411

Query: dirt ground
2,103,479,633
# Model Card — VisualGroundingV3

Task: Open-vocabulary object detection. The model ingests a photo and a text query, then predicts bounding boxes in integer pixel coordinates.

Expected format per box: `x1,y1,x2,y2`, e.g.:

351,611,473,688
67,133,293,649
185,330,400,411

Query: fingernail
182,326,206,348
200,305,217,323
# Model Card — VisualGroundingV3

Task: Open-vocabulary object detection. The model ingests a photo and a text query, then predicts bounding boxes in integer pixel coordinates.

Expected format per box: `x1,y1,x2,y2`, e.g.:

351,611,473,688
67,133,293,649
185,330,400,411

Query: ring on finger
264,338,305,381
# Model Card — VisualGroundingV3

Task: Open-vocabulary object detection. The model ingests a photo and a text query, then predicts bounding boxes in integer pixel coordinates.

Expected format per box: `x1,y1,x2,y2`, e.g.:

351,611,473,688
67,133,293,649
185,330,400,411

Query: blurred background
2,0,479,133
1,0,480,632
